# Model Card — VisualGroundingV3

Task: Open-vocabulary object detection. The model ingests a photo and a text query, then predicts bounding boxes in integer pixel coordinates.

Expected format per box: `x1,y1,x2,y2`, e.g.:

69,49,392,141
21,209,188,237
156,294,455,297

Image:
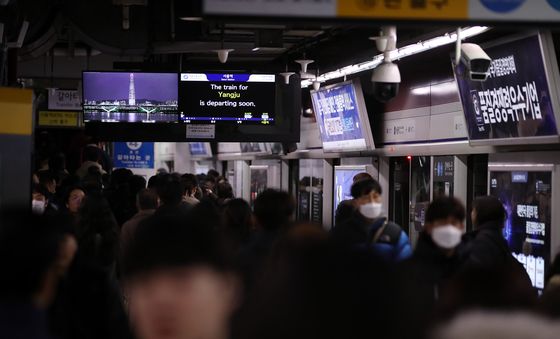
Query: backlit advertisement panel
489,170,552,290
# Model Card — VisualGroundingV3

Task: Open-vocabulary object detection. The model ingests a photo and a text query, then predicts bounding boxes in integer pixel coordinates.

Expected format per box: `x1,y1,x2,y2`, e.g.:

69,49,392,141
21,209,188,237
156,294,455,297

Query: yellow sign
0,87,33,135
338,0,468,20
38,111,80,127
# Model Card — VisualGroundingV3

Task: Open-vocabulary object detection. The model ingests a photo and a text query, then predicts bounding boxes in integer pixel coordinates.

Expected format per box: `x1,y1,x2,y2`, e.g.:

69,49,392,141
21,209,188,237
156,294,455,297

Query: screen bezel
311,78,375,153
188,142,213,159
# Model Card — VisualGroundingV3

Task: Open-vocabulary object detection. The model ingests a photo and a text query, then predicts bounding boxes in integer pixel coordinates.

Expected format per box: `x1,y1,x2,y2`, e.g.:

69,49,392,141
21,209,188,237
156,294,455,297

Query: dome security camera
279,72,295,85
215,49,234,64
459,43,492,81
371,61,400,102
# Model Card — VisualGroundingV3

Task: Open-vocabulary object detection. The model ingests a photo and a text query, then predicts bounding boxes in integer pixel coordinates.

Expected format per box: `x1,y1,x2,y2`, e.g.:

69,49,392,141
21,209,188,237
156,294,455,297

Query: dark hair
37,170,56,186
83,146,99,162
425,196,466,224
129,175,147,195
137,188,158,210
181,173,199,195
217,182,234,200
147,174,161,189
350,178,382,199
121,212,229,279
254,189,295,231
0,210,70,301
223,199,253,242
156,173,184,206
207,169,220,179
48,152,66,172
472,196,506,227
352,172,373,183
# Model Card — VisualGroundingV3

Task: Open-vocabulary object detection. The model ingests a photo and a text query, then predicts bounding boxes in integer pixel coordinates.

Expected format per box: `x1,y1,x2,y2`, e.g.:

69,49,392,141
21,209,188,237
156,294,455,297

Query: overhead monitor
189,142,212,158
454,31,560,146
83,72,178,123
311,79,375,152
179,73,276,125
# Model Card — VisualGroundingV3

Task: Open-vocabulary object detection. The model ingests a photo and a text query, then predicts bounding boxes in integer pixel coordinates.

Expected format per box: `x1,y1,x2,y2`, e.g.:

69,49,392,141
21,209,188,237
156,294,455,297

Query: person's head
111,168,134,189
82,171,103,193
0,210,77,308
223,199,253,242
207,169,220,180
424,197,466,251
32,189,48,216
83,146,99,163
217,182,234,201
37,170,56,194
181,173,199,198
157,173,184,206
351,178,383,220
137,189,159,211
122,214,239,339
253,189,295,231
352,172,373,183
66,187,85,214
48,152,66,173
471,196,507,229
129,175,147,197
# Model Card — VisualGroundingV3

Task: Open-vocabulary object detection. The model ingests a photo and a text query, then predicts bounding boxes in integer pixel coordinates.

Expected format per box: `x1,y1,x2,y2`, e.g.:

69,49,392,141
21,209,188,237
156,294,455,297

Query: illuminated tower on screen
128,73,136,106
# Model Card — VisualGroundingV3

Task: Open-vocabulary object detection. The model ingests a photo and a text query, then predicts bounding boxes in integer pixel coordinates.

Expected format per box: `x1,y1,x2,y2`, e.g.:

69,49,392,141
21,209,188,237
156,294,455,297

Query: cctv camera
460,43,491,81
371,61,400,102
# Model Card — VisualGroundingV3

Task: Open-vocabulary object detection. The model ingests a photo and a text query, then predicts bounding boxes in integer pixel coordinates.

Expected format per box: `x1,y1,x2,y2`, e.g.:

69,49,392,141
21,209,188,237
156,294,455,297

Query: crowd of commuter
1,147,560,339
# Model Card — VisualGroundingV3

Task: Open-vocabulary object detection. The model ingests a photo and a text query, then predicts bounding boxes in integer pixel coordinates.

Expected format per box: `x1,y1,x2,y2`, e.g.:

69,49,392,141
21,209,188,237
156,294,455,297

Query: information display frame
188,142,213,159
454,31,560,146
311,79,375,153
487,163,556,291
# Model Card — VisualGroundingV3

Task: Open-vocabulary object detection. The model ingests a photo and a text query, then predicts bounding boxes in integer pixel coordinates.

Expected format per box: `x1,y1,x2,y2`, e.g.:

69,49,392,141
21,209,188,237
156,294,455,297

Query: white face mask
31,199,46,215
359,202,383,219
431,225,463,249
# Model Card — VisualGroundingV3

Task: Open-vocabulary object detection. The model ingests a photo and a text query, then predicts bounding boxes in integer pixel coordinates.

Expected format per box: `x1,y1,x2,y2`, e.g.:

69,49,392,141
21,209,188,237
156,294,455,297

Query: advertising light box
454,32,560,145
311,79,374,152
489,169,552,290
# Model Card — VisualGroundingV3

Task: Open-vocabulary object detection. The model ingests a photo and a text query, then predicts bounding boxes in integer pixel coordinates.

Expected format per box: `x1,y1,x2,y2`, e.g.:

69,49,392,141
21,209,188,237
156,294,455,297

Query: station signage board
38,111,80,128
48,89,82,111
203,0,560,23
454,32,560,145
113,142,154,169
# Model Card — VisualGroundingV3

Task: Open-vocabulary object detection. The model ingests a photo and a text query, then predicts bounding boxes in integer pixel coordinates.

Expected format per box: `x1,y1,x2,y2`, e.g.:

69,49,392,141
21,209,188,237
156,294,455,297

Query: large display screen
83,72,178,123
311,79,374,152
454,33,560,145
333,166,368,220
489,170,552,290
179,73,276,125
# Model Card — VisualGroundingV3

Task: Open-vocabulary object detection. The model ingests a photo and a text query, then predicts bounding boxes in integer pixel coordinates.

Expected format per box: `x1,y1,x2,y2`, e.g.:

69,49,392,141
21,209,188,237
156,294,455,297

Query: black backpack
367,217,402,246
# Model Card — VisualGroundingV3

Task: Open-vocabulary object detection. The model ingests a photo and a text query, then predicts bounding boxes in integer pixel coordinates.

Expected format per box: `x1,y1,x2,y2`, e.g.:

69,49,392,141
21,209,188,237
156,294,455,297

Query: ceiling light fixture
301,26,490,87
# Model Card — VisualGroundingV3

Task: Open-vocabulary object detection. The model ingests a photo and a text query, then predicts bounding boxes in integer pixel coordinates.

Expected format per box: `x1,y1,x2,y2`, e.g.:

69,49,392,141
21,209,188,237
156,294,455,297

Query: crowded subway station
2,0,560,338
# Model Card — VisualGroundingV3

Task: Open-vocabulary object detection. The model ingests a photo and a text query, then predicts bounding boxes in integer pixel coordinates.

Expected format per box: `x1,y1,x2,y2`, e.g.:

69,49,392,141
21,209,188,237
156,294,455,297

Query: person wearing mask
181,173,200,206
334,172,373,227
121,212,240,339
331,178,412,262
121,189,159,256
0,210,77,339
396,197,466,339
76,147,106,179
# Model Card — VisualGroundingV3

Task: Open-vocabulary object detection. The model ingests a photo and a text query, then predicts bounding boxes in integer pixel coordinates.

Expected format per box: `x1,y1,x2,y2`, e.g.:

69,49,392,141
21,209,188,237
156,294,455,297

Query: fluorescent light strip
301,26,490,87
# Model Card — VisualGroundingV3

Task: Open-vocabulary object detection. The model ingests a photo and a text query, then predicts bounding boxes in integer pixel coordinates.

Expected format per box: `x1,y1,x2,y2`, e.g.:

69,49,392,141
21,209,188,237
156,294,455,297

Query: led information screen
454,33,559,144
83,72,178,123
179,73,276,125
311,80,374,152
489,170,552,290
